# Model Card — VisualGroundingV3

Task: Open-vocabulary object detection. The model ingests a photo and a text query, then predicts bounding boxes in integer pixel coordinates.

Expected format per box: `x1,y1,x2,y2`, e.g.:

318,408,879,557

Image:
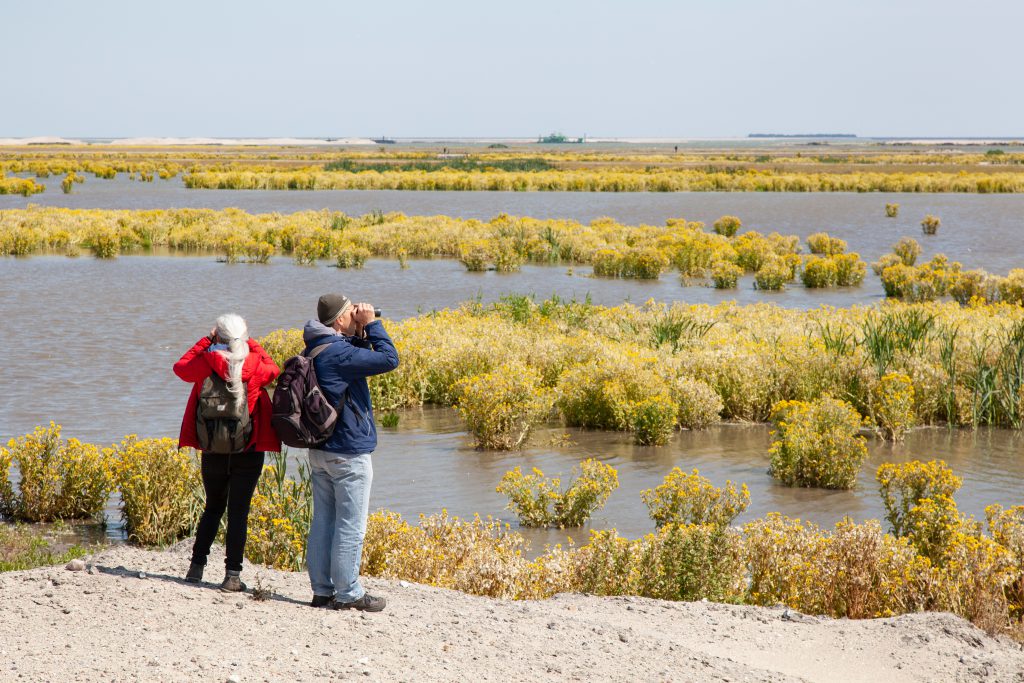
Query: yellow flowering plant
455,362,554,450
496,458,619,528
768,398,868,489
109,436,202,546
0,423,112,522
641,467,749,529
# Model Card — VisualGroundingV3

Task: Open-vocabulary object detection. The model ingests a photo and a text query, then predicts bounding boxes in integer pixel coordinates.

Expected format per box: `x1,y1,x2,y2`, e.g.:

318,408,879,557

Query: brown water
6,406,1023,553
2,254,1023,551
3,174,1024,273
2,180,1023,551
0,253,893,450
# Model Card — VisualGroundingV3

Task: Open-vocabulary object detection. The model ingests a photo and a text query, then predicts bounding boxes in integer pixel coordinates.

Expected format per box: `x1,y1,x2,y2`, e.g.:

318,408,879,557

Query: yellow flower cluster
0,174,44,196
641,468,749,529
455,363,554,449
0,423,112,522
877,459,963,537
987,505,1024,620
871,373,917,441
0,207,866,290
180,167,1024,193
251,297,1024,444
495,459,619,528
768,397,869,489
243,451,312,571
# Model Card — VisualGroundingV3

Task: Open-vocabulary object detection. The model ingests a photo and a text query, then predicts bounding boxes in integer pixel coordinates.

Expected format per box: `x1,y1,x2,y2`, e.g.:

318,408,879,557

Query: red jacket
174,336,281,453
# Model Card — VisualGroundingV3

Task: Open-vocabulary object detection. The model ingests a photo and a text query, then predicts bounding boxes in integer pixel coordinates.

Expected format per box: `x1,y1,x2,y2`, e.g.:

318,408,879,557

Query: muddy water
3,179,1024,551
1,254,1023,551
1,253,890,451
6,406,1024,553
3,174,1024,273
365,407,1024,551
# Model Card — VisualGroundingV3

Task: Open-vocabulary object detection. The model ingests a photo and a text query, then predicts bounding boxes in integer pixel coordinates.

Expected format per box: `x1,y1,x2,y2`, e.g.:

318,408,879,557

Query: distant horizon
3,134,1024,144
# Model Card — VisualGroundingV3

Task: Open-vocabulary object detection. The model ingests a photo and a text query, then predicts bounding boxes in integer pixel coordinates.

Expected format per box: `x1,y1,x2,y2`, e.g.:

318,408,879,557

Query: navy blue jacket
302,319,399,455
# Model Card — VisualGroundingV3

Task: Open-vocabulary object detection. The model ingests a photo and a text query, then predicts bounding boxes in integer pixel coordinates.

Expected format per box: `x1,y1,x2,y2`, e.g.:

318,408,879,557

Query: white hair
214,313,250,400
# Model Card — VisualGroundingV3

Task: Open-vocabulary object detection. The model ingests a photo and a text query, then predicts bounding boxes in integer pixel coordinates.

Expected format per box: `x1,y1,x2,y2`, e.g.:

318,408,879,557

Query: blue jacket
302,319,399,455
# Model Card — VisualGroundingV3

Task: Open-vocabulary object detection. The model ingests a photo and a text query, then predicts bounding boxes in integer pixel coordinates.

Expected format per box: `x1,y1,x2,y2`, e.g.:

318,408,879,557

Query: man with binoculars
302,293,399,612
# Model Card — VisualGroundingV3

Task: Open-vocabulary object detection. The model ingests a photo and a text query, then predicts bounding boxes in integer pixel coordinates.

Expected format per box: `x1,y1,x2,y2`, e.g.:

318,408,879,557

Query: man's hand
353,303,376,326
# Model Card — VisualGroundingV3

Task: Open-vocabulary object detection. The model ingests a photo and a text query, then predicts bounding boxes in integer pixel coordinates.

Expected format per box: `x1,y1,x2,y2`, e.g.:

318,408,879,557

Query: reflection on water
3,174,1024,273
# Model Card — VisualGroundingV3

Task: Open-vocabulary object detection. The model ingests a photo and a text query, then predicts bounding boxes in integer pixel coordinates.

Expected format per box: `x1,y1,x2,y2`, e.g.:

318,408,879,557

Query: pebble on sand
65,559,86,572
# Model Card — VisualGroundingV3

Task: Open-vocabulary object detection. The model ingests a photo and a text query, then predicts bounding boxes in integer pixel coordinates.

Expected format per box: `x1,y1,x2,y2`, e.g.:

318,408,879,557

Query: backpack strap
305,343,332,359
304,342,353,419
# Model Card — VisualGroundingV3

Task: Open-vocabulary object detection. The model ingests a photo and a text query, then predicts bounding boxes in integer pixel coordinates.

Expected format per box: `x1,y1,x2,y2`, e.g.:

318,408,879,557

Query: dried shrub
109,436,202,546
670,376,723,429
571,525,746,603
361,510,559,599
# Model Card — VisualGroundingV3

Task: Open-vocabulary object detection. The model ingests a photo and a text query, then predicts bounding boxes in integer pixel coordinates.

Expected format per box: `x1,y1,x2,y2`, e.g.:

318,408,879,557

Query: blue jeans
306,449,373,602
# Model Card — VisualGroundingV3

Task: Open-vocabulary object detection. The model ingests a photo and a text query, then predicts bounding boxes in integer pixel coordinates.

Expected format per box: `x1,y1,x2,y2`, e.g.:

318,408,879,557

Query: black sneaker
185,562,204,584
311,594,335,608
331,593,386,612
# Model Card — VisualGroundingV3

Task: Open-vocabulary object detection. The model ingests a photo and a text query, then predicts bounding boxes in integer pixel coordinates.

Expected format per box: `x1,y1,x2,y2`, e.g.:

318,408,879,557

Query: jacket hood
303,319,341,346
204,346,259,381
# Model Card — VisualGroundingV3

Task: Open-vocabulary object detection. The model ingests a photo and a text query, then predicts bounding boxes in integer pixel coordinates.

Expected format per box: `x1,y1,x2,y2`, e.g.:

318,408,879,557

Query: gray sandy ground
1,543,1022,682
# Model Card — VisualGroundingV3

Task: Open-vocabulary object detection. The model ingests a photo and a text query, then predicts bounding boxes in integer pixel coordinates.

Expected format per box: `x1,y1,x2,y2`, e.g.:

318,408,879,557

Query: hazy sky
5,0,1022,138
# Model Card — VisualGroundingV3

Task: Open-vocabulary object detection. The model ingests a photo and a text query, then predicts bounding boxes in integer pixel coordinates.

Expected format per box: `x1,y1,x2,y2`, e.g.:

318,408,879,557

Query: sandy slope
0,544,1021,683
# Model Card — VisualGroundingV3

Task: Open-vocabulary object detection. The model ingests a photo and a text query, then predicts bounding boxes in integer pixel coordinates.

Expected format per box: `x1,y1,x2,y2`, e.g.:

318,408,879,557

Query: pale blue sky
5,0,1022,138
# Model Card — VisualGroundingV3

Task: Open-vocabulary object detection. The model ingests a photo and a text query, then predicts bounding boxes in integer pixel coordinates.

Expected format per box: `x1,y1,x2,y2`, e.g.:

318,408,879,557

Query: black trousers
191,450,264,572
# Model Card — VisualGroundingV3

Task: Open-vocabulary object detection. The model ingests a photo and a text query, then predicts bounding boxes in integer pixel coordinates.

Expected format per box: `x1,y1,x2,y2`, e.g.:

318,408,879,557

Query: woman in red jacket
173,313,281,591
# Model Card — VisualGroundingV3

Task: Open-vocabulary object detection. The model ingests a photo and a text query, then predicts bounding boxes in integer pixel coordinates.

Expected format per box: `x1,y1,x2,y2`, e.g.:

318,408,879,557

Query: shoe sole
334,602,386,613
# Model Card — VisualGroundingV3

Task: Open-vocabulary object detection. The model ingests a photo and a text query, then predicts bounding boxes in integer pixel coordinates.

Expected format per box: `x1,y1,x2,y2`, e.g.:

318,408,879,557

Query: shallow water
3,174,1024,273
6,407,1024,554
2,180,1024,552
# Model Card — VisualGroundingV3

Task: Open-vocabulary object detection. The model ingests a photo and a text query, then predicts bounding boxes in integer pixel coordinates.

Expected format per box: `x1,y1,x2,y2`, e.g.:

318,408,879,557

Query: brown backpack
195,373,252,454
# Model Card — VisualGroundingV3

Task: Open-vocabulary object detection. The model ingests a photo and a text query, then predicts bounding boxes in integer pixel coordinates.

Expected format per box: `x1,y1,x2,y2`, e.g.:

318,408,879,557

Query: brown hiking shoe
331,593,386,612
185,562,204,584
219,571,247,593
